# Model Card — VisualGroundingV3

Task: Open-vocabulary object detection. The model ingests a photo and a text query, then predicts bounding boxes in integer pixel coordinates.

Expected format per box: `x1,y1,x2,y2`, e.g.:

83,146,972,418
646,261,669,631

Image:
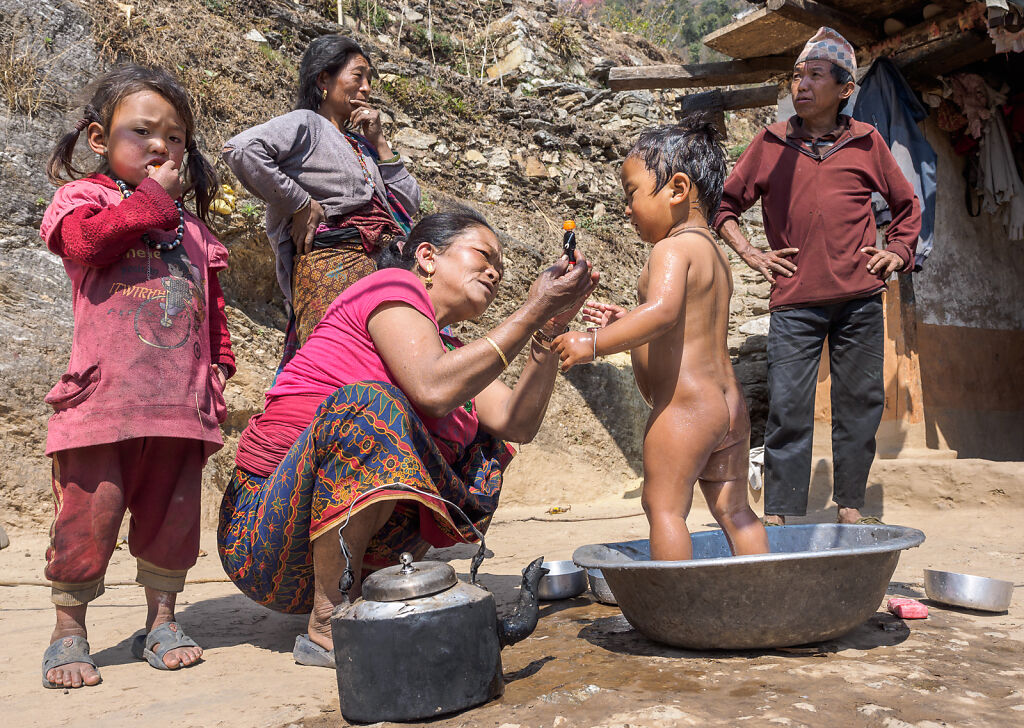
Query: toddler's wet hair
627,116,727,219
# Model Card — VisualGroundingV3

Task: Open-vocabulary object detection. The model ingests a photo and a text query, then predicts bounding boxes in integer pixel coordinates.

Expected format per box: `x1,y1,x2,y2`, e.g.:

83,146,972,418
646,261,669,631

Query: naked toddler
553,118,769,560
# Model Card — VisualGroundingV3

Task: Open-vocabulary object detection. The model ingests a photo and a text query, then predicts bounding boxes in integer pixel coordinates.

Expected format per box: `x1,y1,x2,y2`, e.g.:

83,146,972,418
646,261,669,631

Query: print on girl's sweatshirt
108,245,206,352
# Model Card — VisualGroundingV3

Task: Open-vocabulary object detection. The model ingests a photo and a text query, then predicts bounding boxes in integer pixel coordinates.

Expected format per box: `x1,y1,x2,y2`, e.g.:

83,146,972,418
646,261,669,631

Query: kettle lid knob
399,552,415,574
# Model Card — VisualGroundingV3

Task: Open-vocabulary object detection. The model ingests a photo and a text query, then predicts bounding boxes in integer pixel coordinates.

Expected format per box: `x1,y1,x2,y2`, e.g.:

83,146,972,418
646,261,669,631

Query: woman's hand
552,330,595,372
349,100,383,140
581,301,627,329
349,100,397,160
291,198,325,256
527,250,599,325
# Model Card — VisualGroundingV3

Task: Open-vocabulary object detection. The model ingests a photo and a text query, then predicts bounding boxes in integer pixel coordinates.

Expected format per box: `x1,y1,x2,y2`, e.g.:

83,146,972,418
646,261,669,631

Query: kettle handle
337,483,489,597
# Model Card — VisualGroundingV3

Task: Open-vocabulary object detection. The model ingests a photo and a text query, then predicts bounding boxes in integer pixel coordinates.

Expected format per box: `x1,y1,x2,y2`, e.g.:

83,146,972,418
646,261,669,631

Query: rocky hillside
0,0,775,529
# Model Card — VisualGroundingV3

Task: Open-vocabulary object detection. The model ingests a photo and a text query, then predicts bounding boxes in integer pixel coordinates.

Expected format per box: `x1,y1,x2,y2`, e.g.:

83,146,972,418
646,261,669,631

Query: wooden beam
896,30,995,79
607,56,794,91
765,0,882,46
677,85,779,114
858,1,989,75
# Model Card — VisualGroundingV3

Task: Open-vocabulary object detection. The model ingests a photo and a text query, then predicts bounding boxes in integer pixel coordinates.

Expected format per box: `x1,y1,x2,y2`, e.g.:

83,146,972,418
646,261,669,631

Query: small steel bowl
924,569,1014,612
587,568,617,605
537,560,587,600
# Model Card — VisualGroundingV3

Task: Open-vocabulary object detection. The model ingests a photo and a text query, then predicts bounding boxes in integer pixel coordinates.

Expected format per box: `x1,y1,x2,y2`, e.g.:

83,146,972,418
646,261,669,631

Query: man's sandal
854,516,885,525
42,635,101,688
131,622,201,670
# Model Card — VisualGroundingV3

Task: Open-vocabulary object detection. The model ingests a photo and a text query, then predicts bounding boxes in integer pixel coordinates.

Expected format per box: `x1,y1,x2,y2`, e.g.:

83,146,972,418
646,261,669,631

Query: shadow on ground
89,592,306,668
576,609,910,659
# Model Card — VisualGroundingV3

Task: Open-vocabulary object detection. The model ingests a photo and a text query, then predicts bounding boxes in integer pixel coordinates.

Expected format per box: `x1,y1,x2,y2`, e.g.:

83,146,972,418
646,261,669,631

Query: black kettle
329,484,546,723
331,550,546,722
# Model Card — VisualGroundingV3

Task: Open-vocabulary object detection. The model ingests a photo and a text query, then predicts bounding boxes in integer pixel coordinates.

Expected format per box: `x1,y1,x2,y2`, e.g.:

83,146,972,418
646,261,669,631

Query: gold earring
424,264,434,288
321,87,327,101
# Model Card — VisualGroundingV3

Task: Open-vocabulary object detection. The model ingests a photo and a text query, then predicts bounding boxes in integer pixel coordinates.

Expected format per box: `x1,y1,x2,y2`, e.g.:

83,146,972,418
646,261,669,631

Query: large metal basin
573,524,925,650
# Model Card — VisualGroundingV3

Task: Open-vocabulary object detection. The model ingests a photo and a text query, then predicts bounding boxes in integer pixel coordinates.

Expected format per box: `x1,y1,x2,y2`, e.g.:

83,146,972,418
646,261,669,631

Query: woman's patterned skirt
217,381,514,614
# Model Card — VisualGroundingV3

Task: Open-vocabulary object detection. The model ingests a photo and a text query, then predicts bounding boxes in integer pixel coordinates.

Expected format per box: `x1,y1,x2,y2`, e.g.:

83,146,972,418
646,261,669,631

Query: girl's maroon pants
45,437,205,606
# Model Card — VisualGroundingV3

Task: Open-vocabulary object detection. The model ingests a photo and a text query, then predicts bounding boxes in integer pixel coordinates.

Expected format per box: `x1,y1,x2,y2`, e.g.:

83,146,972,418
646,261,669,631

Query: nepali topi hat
795,26,857,78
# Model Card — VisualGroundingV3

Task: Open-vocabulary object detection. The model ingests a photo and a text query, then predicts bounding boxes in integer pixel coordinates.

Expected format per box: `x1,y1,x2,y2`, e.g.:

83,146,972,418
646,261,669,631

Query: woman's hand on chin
528,249,599,325
349,100,389,151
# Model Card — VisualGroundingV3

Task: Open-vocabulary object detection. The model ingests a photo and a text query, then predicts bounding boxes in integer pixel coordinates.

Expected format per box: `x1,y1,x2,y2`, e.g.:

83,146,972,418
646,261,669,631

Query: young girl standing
39,65,235,688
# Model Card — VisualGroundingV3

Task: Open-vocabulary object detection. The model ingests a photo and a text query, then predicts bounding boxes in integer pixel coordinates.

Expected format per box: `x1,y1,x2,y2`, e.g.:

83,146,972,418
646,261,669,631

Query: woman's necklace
114,178,185,252
343,133,377,192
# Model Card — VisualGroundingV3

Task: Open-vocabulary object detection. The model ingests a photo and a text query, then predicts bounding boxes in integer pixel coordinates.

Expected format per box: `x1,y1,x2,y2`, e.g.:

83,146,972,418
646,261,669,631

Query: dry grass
78,0,296,148
0,16,67,118
547,18,583,59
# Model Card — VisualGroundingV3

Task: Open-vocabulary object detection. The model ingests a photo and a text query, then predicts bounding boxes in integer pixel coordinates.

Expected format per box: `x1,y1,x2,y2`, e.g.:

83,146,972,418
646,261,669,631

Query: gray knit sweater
222,109,421,302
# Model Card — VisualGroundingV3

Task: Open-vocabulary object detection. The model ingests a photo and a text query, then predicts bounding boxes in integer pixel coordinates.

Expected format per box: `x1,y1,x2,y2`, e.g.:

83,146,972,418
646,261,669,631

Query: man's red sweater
714,116,921,310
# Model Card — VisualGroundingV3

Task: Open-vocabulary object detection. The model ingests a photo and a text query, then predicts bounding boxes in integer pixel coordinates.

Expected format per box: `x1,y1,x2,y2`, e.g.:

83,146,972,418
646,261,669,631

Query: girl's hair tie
74,117,90,132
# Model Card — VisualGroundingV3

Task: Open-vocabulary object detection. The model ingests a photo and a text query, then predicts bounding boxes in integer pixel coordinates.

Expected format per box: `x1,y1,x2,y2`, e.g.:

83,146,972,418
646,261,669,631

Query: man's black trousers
764,294,884,516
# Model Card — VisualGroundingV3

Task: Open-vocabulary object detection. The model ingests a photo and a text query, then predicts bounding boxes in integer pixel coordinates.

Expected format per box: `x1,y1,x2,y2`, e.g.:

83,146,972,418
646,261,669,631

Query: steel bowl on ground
923,569,1014,612
573,523,925,650
537,560,587,600
587,568,617,605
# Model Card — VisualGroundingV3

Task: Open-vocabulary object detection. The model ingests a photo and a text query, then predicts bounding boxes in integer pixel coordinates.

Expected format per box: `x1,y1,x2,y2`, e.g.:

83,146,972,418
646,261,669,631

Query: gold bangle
484,336,509,369
531,331,551,350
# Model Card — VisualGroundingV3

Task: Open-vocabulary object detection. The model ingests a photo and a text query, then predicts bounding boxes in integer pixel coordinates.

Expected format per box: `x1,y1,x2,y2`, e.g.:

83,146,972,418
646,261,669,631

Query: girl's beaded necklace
114,178,185,280
114,178,185,251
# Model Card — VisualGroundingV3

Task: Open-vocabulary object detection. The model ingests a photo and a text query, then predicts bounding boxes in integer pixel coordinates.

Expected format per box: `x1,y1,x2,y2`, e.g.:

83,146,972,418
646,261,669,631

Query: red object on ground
887,597,929,619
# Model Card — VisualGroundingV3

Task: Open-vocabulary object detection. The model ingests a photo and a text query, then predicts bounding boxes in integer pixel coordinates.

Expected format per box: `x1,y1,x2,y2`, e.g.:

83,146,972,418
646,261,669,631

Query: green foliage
420,190,436,215
726,142,749,159
378,75,474,120
317,1,391,32
237,201,261,220
405,23,457,63
597,0,742,59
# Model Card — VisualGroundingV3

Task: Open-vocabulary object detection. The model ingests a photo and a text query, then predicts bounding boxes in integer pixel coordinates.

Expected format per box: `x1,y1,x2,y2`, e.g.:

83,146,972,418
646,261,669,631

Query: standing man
713,27,921,525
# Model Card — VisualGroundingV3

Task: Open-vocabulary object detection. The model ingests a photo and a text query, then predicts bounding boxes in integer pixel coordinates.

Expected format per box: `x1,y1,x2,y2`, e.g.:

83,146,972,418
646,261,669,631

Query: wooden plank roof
605,1,992,93
703,0,944,60
703,6,814,59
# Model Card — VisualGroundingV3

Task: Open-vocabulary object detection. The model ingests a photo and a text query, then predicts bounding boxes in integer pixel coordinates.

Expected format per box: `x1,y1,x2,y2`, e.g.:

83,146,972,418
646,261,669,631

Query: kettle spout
496,556,547,648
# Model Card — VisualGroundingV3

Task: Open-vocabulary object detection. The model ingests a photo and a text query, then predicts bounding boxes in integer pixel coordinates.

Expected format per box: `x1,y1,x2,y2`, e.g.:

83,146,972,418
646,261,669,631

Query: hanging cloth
853,57,938,269
978,91,1024,240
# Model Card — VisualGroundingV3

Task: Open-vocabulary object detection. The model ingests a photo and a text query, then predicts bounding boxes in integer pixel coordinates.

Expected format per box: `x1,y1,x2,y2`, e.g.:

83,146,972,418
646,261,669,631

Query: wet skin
555,158,769,561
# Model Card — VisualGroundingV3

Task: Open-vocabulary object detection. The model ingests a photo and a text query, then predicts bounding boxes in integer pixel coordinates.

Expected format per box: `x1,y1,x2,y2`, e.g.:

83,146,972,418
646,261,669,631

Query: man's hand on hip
718,218,797,285
861,246,905,278
739,246,799,285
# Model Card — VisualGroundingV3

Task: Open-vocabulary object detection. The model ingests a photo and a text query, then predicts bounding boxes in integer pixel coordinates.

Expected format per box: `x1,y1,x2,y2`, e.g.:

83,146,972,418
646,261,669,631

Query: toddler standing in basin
554,118,769,561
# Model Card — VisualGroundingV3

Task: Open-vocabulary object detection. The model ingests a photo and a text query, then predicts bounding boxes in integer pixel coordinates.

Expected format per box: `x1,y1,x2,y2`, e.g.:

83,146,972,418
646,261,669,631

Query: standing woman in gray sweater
223,35,420,361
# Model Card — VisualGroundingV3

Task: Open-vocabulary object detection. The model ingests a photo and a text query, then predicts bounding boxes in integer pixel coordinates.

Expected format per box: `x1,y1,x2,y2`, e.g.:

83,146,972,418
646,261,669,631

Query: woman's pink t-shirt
235,268,479,476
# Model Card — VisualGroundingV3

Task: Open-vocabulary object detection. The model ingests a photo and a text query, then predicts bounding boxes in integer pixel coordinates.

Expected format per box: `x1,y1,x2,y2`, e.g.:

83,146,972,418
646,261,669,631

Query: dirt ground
2,463,1023,728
